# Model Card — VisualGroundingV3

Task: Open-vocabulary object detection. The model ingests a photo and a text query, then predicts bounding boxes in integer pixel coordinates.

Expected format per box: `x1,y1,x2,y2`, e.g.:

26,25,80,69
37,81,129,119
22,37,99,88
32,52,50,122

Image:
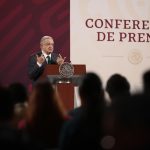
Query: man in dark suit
28,36,65,81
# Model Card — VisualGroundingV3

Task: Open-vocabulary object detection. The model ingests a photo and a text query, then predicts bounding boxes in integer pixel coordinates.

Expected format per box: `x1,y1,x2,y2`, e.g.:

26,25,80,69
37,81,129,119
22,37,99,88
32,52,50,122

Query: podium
40,64,86,111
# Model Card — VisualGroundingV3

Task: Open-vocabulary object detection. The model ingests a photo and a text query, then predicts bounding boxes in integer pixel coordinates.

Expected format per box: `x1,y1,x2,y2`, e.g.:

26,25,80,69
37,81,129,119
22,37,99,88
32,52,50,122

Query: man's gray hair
40,36,53,45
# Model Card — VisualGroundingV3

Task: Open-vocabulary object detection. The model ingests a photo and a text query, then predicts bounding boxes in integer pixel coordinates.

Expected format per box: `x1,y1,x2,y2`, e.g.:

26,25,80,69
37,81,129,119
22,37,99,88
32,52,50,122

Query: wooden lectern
40,64,86,111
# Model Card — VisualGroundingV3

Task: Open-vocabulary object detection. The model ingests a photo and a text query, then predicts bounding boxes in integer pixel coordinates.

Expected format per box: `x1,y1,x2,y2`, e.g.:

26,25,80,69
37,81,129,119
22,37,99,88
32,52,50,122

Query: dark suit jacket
28,51,58,81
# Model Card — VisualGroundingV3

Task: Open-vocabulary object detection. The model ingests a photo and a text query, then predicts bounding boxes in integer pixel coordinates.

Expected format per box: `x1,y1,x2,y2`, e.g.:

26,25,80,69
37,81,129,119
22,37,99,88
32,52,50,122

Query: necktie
47,56,51,64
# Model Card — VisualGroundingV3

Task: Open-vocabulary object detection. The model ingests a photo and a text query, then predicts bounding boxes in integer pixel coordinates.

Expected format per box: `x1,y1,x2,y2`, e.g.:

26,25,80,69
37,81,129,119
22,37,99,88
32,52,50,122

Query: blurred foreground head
106,74,130,100
27,80,66,124
79,72,104,106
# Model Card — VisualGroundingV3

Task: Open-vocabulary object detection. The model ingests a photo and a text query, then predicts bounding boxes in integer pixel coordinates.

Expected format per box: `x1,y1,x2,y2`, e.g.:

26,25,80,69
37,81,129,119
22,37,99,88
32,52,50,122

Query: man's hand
57,54,66,65
36,54,45,64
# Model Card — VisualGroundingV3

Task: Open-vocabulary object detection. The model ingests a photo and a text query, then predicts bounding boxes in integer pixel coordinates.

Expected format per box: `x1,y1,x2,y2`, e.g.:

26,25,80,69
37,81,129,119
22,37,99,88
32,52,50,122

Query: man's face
41,38,54,55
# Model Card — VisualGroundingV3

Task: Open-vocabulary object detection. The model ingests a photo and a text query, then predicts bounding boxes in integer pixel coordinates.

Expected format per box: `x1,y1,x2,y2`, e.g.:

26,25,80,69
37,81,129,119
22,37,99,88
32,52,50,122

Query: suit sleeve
28,54,45,81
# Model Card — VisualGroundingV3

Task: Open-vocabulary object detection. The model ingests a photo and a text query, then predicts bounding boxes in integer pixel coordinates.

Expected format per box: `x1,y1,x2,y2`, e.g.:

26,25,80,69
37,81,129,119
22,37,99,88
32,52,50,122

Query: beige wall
70,0,150,92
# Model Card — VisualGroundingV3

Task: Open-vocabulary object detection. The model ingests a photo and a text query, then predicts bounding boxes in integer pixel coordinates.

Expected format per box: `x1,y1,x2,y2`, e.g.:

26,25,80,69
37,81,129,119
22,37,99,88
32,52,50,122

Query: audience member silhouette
104,73,150,150
102,74,131,148
8,82,28,128
59,72,105,150
20,80,68,149
0,85,25,150
111,93,150,150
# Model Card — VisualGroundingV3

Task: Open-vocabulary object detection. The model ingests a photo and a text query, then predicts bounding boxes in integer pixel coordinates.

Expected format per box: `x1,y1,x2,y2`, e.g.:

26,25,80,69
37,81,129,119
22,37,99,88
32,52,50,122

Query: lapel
51,53,57,64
